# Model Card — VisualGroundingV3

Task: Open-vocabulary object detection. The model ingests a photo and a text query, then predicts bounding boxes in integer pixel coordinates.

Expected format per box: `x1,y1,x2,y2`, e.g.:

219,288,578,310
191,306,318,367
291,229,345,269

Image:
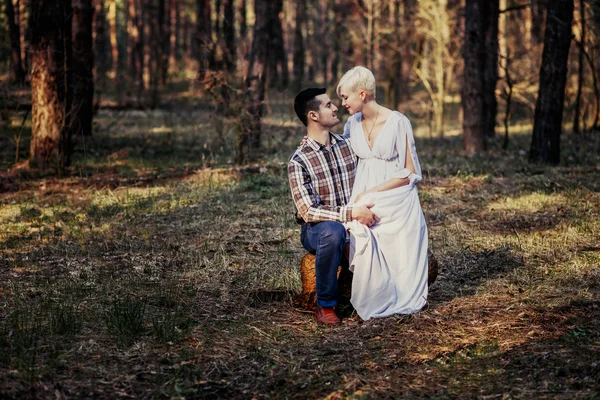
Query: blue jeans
300,221,347,307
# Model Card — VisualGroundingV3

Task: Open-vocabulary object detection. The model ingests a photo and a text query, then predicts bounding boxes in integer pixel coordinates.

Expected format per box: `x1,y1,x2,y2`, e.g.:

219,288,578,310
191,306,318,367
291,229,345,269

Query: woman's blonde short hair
336,66,376,99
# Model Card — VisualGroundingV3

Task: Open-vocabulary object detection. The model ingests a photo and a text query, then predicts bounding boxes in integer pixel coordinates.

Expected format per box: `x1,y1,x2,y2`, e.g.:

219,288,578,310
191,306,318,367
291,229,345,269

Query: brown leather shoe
316,305,340,325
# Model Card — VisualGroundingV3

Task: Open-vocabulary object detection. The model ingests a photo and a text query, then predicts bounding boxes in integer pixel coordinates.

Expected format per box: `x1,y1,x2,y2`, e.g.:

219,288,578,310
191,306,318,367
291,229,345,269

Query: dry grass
1,104,599,398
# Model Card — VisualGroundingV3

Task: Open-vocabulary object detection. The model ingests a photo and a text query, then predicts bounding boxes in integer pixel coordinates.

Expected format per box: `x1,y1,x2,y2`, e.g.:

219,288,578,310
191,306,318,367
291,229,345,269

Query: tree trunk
293,0,306,92
268,0,287,89
149,0,161,106
483,0,499,138
214,0,222,38
128,0,144,102
169,0,178,69
5,0,26,84
573,0,585,134
160,0,172,85
177,0,185,64
241,0,271,163
223,0,235,72
319,0,329,84
462,0,486,153
330,0,345,84
388,0,403,110
530,0,546,45
72,0,94,138
196,0,212,79
182,5,190,63
108,0,118,76
462,0,499,152
17,0,28,73
400,0,417,107
94,0,110,77
239,0,247,41
530,0,574,164
30,0,73,171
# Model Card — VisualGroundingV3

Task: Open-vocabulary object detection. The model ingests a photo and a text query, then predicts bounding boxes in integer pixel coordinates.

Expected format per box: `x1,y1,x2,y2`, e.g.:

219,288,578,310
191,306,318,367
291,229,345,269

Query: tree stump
427,249,439,286
294,253,352,311
295,249,440,311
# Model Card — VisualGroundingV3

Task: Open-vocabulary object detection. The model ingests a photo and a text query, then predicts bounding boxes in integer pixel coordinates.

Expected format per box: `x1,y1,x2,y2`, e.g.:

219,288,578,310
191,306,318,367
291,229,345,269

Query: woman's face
339,86,364,115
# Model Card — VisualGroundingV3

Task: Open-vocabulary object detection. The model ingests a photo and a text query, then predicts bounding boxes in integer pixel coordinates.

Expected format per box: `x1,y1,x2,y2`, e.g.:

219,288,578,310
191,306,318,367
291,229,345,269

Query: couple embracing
288,66,429,324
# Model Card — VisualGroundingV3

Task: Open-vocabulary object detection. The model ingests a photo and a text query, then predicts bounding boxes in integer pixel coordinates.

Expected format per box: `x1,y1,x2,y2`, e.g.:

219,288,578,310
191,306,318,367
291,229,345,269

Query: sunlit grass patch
488,191,570,213
183,167,240,187
432,340,501,368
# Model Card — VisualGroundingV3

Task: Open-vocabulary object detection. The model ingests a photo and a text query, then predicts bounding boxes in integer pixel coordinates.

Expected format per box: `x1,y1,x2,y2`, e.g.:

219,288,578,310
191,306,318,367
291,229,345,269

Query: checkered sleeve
288,160,352,223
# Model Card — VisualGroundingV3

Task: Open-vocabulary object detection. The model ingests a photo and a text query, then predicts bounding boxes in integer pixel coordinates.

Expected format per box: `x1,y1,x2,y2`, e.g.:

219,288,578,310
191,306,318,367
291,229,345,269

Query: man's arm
288,159,380,226
288,160,352,223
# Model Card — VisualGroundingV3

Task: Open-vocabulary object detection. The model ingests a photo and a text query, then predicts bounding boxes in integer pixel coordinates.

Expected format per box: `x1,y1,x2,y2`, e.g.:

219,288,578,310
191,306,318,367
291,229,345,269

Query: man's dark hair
294,88,327,127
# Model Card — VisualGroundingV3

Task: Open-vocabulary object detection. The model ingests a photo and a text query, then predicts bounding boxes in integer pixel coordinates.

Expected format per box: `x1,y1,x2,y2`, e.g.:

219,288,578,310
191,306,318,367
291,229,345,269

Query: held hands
351,203,380,227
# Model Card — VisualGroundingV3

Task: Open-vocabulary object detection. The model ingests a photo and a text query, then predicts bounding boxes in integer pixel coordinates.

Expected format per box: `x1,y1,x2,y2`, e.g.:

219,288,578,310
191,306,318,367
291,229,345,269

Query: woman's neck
360,100,380,120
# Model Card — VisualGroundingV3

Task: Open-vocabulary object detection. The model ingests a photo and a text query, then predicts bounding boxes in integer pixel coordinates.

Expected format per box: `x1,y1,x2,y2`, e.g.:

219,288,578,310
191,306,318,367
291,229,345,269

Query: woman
338,66,428,319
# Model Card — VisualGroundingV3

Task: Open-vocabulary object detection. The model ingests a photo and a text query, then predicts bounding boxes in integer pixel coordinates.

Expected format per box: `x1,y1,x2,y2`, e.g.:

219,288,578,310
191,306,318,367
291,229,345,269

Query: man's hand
351,203,380,227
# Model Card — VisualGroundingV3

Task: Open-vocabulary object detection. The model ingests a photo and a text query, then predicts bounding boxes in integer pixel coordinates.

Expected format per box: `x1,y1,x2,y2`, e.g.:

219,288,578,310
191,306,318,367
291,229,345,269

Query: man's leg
301,221,347,307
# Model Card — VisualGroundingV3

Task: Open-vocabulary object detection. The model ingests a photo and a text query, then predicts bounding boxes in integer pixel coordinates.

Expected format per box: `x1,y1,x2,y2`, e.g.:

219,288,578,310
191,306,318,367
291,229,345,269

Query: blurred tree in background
0,0,598,169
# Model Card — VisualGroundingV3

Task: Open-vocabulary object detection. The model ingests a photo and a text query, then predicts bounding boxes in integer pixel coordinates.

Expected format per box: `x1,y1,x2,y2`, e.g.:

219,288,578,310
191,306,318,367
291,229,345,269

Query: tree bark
530,0,574,164
319,0,329,84
223,0,235,72
400,0,417,107
239,0,247,40
128,0,144,102
214,0,222,38
72,0,94,137
17,0,28,73
241,0,272,163
330,0,345,84
196,0,212,79
483,0,499,138
94,0,110,77
30,0,73,171
462,0,486,153
573,0,585,134
169,0,178,69
160,0,172,85
293,0,306,92
462,0,499,152
530,0,546,45
267,0,287,89
5,0,26,84
108,0,118,75
149,0,162,106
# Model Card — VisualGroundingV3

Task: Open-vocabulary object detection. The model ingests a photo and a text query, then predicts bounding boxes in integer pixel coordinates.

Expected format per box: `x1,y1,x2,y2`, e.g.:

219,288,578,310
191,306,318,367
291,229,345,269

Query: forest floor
1,99,599,398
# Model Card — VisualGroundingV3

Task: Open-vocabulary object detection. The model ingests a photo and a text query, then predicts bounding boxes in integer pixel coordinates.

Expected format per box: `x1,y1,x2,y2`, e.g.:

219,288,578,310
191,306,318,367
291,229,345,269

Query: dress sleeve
342,117,352,139
392,114,423,184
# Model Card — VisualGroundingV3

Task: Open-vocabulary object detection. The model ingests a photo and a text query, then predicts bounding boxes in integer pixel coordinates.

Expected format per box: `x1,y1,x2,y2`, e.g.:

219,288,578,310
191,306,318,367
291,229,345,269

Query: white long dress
344,111,428,320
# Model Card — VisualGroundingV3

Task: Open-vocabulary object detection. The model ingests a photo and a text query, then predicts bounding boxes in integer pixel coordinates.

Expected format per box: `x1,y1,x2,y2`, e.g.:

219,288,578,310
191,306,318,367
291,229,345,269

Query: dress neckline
358,111,397,151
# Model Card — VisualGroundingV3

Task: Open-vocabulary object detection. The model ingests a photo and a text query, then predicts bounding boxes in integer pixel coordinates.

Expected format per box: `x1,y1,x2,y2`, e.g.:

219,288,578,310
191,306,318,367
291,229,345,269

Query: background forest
0,0,599,399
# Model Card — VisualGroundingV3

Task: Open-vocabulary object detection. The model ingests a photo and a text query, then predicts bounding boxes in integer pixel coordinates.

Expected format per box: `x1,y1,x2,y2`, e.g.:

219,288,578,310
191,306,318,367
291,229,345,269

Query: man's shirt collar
306,132,340,151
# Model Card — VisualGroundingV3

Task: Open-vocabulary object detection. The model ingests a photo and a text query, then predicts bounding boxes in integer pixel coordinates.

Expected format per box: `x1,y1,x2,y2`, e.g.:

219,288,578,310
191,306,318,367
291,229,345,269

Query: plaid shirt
288,133,357,223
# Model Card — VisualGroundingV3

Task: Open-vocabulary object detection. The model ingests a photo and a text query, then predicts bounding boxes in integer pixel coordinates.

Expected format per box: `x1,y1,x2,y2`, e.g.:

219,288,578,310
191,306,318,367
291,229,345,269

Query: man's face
311,94,339,128
339,85,363,115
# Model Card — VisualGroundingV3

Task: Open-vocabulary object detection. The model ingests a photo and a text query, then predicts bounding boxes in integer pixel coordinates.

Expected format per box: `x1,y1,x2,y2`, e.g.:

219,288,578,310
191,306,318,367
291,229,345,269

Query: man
288,88,379,325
